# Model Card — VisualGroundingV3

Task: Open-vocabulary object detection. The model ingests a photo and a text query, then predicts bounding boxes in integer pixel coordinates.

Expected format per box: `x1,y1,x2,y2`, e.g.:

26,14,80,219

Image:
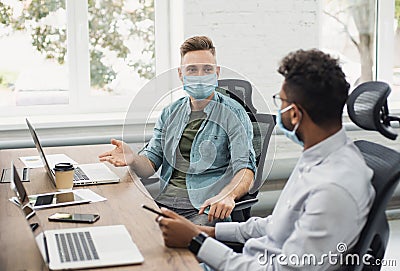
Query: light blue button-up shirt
198,128,375,270
143,91,256,209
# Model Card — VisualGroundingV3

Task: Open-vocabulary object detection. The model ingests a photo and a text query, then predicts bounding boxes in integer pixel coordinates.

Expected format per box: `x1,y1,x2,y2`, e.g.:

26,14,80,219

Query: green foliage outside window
0,0,155,90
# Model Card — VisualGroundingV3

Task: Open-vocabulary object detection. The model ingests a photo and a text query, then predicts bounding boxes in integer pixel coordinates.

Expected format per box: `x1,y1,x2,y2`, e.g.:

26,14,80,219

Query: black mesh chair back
217,79,258,114
341,81,400,271
342,141,400,271
248,113,276,193
232,113,275,221
217,79,276,222
347,81,399,140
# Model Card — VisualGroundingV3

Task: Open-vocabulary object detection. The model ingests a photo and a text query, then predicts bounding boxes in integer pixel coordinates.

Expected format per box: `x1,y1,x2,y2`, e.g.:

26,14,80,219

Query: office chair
217,79,276,222
341,81,400,271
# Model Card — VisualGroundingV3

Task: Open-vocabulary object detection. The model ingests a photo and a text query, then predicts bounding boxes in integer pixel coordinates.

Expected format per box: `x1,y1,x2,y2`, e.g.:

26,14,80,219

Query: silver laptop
26,118,120,186
12,164,144,270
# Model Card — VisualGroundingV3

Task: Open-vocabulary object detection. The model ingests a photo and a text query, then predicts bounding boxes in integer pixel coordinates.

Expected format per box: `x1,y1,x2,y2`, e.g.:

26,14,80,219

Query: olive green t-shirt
156,110,206,201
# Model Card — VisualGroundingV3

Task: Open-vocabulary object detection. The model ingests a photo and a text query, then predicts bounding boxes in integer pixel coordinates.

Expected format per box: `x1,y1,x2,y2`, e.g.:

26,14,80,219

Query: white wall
178,0,320,110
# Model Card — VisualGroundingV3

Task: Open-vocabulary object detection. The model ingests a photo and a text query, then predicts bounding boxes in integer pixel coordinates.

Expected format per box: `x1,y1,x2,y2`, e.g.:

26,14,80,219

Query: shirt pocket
197,133,230,167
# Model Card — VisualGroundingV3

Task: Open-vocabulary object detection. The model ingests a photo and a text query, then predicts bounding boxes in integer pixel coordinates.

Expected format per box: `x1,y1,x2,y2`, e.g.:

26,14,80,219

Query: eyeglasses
181,63,217,76
272,93,292,109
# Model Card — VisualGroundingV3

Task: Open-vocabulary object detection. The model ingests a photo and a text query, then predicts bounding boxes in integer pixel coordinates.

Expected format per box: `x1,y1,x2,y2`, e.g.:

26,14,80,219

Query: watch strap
188,232,208,255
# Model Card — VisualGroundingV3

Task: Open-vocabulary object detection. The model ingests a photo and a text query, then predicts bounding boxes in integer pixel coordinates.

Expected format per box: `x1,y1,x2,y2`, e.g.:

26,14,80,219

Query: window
87,0,155,97
0,0,68,107
389,0,400,109
0,0,156,118
320,0,377,88
320,0,400,110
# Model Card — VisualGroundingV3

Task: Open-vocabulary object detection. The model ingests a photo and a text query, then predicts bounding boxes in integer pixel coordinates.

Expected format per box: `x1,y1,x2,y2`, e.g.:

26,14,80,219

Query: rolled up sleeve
142,110,165,170
227,107,256,175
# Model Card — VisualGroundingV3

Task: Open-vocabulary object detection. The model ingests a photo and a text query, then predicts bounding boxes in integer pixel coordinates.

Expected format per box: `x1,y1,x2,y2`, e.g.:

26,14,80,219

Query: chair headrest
217,79,257,114
347,81,398,140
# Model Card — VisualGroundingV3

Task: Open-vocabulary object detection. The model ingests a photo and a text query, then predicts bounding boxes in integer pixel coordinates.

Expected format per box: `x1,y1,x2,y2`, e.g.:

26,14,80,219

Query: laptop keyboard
73,167,89,182
55,231,99,263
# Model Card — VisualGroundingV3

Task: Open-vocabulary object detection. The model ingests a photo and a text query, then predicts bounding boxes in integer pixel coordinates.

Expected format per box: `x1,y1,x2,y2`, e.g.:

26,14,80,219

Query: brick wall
180,0,319,110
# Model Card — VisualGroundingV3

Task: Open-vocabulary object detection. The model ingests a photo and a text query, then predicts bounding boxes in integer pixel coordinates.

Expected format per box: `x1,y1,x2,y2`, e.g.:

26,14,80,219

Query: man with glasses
99,36,256,226
155,49,375,271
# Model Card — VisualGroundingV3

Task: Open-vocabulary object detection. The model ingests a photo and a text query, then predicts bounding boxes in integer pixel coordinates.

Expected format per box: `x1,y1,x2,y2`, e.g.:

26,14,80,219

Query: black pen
141,204,171,218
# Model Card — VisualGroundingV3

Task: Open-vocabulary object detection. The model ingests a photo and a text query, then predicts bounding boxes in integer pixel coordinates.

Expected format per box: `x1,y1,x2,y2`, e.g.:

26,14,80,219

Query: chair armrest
233,198,258,211
140,177,160,185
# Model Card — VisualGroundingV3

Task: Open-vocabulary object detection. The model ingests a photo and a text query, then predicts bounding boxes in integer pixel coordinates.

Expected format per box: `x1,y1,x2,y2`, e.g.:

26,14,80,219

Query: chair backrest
217,79,276,193
217,79,258,114
347,81,399,140
348,140,400,271
344,81,400,271
248,113,276,193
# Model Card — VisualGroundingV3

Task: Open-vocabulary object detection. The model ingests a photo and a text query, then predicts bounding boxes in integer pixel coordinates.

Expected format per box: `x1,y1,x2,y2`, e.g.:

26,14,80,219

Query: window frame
376,0,395,83
377,0,400,112
0,0,175,122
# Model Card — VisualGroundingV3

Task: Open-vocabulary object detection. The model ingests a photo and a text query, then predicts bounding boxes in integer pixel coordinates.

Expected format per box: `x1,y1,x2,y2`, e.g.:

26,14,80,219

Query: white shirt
197,128,375,271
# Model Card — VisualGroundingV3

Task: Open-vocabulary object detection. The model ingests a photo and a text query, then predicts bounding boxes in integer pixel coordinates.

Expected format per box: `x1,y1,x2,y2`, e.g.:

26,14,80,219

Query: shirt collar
183,89,219,115
300,127,348,167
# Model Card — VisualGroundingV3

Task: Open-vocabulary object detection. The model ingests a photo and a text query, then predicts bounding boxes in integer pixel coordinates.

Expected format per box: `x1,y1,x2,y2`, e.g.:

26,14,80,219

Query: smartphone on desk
48,212,100,223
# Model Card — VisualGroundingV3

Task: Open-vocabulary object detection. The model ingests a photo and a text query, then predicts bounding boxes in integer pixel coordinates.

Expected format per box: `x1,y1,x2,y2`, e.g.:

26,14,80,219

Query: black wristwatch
188,232,208,255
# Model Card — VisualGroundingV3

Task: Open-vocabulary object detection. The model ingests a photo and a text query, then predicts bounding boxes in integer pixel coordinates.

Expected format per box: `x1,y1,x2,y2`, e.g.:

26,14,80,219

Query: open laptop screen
13,165,29,206
26,118,55,185
12,164,36,220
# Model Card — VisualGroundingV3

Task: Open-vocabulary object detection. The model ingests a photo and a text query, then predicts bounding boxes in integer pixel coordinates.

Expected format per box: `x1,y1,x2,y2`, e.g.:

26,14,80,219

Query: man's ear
178,67,183,82
216,66,221,78
290,104,302,125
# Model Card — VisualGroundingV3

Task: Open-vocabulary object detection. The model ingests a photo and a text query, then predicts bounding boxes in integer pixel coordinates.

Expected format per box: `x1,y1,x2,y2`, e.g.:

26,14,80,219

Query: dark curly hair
278,49,350,127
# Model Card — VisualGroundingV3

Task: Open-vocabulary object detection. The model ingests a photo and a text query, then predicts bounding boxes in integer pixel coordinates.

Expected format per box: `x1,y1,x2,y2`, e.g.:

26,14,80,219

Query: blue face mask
183,73,217,100
277,104,304,147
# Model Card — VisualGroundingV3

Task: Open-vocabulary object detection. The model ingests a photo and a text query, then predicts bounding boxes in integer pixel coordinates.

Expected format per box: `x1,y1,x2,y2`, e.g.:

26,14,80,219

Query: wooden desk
0,145,201,271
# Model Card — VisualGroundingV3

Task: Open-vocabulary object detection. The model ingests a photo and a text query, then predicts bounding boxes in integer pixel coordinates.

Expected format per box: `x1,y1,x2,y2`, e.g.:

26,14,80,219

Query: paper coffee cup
54,163,74,191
